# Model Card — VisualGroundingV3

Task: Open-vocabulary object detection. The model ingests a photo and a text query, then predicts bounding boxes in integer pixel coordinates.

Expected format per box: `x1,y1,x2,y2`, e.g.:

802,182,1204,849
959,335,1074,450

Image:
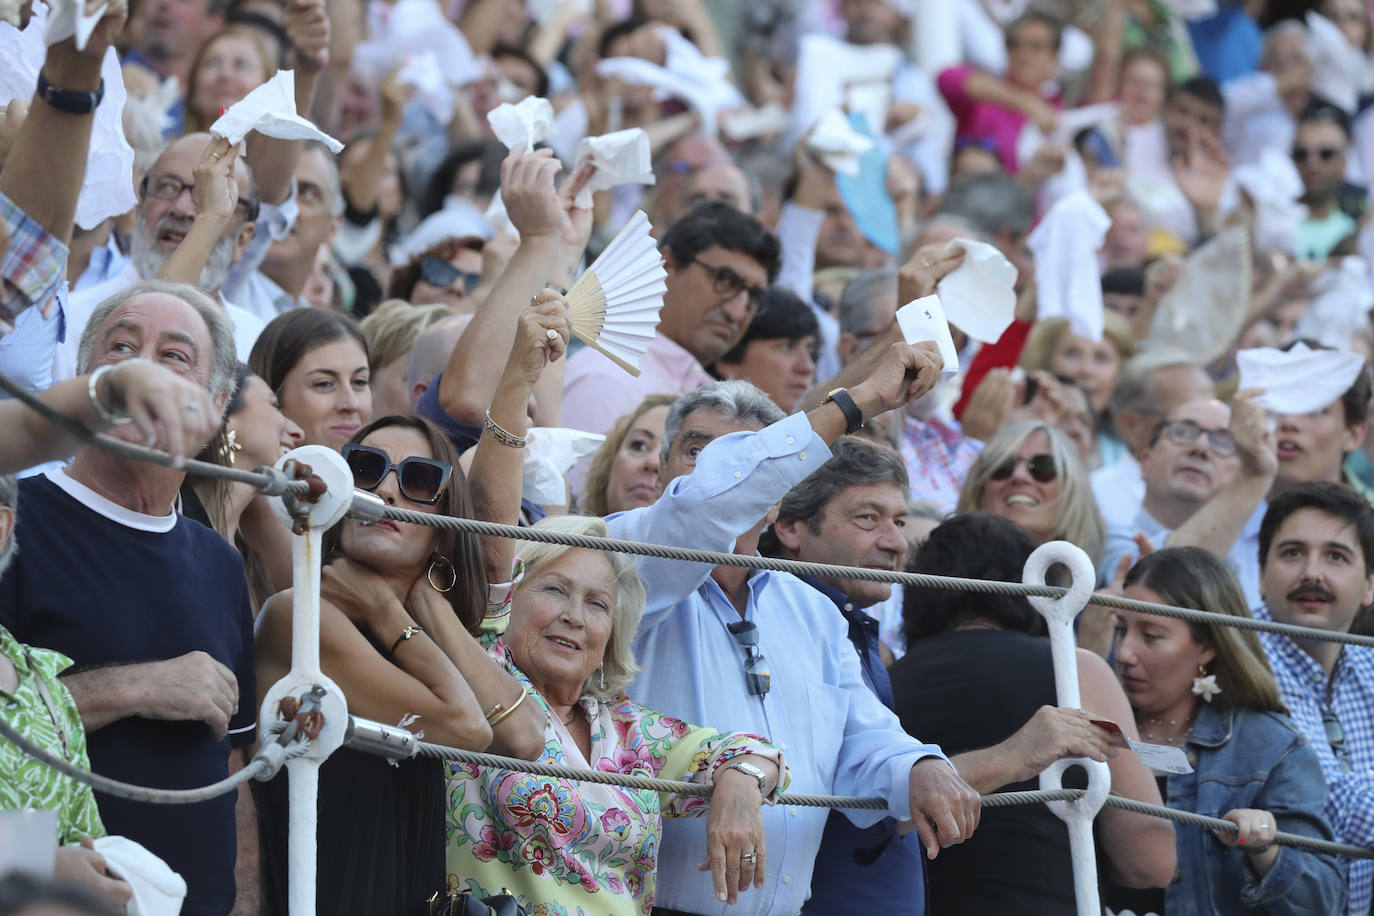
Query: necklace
556,706,578,726
1139,711,1195,746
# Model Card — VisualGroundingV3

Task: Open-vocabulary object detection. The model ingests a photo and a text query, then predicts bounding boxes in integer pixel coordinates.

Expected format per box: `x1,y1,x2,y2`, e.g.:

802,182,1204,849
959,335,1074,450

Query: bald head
406,314,473,407
686,163,752,214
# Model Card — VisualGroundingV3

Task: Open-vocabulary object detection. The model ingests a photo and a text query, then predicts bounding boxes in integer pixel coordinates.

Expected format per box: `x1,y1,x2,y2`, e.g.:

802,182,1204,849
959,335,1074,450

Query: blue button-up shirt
1253,603,1374,915
609,412,946,915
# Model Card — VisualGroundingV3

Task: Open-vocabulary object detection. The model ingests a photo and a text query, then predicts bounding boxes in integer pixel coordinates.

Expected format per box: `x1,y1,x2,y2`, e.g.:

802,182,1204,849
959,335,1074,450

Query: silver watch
725,761,768,796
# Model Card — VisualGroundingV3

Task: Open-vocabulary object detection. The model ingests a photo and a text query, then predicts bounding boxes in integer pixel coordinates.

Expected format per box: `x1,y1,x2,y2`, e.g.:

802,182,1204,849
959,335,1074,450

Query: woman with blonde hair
1105,547,1346,914
360,300,458,417
182,26,277,133
957,420,1107,568
579,394,675,518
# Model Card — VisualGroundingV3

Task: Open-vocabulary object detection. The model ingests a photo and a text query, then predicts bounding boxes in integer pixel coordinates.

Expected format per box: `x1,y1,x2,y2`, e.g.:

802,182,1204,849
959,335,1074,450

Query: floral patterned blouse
0,625,104,844
444,590,786,916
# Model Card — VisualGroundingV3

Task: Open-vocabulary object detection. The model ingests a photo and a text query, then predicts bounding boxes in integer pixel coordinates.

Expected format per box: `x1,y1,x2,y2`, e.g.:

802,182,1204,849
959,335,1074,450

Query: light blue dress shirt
608,412,947,916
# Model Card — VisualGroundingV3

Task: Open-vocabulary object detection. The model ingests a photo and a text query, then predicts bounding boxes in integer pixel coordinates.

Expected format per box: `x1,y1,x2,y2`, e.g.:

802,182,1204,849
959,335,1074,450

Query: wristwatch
822,387,864,435
725,761,769,797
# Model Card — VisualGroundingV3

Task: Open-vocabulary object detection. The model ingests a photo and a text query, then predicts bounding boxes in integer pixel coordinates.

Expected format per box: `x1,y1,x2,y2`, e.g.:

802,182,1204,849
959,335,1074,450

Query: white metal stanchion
1023,541,1112,916
262,445,355,916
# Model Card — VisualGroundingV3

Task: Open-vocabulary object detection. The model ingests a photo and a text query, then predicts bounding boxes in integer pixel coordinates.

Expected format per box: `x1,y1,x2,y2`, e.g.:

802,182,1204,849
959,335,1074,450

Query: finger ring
183,401,200,412
740,852,758,864
546,328,559,340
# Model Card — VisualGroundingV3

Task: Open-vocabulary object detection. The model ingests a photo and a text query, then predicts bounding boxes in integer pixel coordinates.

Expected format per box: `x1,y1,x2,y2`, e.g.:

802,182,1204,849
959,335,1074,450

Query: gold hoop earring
427,554,457,593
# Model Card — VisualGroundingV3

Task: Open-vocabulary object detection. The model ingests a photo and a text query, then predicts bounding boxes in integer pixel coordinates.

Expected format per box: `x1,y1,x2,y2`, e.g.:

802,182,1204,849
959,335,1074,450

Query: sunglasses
1157,419,1237,458
727,620,771,697
691,259,765,307
342,443,453,504
1293,146,1341,163
990,453,1057,483
1323,707,1355,774
419,257,481,294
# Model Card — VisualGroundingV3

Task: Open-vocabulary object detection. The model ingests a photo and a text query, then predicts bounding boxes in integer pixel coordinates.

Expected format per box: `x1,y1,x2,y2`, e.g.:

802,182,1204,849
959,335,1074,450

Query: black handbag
426,888,527,916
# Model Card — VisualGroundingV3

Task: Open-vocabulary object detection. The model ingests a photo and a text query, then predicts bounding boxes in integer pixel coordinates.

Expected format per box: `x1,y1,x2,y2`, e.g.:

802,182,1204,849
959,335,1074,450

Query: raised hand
500,149,568,241
502,291,574,390
191,135,242,225
285,0,331,73
851,341,945,419
1229,387,1278,480
898,243,966,304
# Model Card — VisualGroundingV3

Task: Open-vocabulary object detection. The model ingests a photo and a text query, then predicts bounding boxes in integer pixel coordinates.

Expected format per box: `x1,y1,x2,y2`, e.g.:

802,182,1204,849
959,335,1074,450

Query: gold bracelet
485,685,532,727
484,409,528,449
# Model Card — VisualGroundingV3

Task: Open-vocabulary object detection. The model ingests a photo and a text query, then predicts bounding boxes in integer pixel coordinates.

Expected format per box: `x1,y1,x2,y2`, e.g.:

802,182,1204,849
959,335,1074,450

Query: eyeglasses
690,259,765,307
727,620,771,697
1323,706,1356,774
1293,146,1342,163
1157,418,1237,458
342,443,453,504
418,257,481,294
990,453,1057,483
140,174,260,222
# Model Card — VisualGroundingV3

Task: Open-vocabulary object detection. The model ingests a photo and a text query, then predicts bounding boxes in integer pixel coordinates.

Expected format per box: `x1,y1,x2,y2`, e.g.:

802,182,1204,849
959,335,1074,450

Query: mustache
1287,584,1336,603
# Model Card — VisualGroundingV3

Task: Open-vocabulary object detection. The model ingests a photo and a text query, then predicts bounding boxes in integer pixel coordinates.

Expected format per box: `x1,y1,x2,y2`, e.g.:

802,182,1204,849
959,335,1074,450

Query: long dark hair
248,309,369,397
323,415,486,634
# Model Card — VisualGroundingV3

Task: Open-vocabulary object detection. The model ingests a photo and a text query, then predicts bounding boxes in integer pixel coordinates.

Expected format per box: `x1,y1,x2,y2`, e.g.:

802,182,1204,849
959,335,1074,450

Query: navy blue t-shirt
0,472,256,916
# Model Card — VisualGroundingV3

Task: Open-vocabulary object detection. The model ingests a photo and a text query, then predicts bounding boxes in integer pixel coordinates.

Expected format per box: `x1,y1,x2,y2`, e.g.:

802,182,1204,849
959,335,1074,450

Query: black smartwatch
36,71,104,116
822,387,864,435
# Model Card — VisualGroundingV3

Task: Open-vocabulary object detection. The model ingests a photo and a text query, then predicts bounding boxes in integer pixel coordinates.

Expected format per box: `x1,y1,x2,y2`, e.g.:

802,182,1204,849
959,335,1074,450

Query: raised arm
1083,0,1127,106
156,136,245,285
339,69,408,216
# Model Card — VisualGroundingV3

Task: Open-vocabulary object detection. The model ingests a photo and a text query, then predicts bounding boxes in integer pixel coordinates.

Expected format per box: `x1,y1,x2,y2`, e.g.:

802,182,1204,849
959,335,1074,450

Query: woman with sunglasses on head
1103,547,1346,916
957,420,1108,570
249,299,571,914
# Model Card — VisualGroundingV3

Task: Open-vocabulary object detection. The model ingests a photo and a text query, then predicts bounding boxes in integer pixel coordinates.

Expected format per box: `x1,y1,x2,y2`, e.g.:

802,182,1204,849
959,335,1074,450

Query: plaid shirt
1253,603,1374,915
0,191,65,330
899,415,982,515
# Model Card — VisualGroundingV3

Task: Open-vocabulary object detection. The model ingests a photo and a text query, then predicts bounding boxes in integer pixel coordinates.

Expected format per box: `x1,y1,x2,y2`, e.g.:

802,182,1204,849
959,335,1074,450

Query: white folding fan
565,210,668,377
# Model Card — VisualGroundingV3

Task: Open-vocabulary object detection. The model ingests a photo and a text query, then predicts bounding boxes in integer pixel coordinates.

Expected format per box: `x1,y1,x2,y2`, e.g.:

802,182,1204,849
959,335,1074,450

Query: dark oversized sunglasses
1156,418,1237,458
419,257,481,294
990,453,1057,483
342,443,453,504
1293,146,1341,163
727,619,771,697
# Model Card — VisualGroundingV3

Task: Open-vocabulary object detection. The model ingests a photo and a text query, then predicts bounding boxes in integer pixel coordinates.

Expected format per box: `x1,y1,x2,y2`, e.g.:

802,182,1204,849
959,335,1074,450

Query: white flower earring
1191,663,1221,702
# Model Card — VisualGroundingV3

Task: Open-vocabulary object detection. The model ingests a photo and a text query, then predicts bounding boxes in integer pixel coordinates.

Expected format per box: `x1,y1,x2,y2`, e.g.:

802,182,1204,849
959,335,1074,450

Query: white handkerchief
1027,191,1112,341
789,33,901,140
720,102,788,142
94,836,186,916
210,70,343,153
1307,11,1374,115
390,201,492,267
352,0,481,91
806,109,874,177
573,128,653,208
0,5,134,229
936,238,1016,343
1294,256,1374,350
523,428,605,506
488,96,555,153
1146,226,1251,365
1236,342,1367,416
896,295,959,375
595,28,743,138
397,51,453,125
43,0,108,49
1233,148,1306,255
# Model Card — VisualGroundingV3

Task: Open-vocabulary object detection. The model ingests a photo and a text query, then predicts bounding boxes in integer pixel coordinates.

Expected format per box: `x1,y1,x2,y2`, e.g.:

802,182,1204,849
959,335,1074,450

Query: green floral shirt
0,626,104,844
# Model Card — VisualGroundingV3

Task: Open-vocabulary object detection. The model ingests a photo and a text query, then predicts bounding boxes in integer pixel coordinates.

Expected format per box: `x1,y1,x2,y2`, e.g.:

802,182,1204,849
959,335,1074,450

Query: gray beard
130,215,238,291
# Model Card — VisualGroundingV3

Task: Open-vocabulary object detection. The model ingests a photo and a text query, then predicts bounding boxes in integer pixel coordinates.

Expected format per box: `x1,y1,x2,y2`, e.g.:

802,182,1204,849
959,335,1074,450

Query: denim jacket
1163,702,1347,915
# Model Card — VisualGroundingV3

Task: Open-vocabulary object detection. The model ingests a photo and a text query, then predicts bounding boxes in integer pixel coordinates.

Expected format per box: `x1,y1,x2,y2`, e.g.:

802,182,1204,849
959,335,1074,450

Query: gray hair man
0,279,258,914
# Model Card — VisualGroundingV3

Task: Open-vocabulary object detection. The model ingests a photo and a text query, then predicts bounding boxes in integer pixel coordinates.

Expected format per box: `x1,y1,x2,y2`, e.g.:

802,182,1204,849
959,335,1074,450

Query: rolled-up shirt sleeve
0,190,67,328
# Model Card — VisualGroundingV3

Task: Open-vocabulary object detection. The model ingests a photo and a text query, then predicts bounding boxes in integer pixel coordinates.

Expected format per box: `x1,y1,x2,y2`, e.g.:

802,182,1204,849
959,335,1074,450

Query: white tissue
94,836,186,916
573,127,653,208
806,109,874,177
1237,342,1367,416
1146,226,1252,365
390,201,492,267
210,70,343,153
1306,11,1374,115
1233,148,1307,255
42,0,108,49
523,427,605,506
352,0,481,92
397,51,453,126
1294,256,1374,350
896,295,959,375
720,102,789,142
1027,190,1112,341
487,96,555,154
595,32,744,138
935,238,1017,343
789,33,901,139
0,5,134,229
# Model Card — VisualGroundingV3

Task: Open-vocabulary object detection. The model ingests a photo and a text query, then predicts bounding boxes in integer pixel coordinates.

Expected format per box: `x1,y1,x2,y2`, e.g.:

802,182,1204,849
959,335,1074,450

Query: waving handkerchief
211,70,343,152
896,295,959,375
1233,148,1306,255
936,239,1016,343
43,0,108,49
523,428,605,506
1294,256,1374,350
1307,11,1374,115
1027,190,1112,341
789,33,901,138
488,96,555,153
397,51,453,125
1147,226,1251,365
806,109,874,177
573,128,653,208
1237,342,1367,416
596,32,743,137
353,0,480,91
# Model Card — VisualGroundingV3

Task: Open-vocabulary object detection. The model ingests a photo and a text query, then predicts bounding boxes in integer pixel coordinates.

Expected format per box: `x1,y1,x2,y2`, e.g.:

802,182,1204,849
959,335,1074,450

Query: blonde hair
514,516,645,701
1019,313,1139,387
580,394,676,518
1124,548,1287,714
958,420,1107,567
184,27,278,133
359,300,457,372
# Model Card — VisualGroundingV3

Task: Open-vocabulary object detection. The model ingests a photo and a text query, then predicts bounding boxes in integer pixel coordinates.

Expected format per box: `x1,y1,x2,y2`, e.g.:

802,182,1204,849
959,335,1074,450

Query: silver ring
546,328,559,340
740,852,758,864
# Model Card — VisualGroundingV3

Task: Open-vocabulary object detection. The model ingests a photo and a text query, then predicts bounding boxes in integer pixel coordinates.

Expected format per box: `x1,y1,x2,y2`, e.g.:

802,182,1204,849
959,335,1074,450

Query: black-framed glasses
1293,145,1341,163
1156,418,1237,458
690,258,765,307
140,174,260,222
1323,707,1356,774
727,620,771,697
418,257,481,294
342,444,453,505
990,453,1057,483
